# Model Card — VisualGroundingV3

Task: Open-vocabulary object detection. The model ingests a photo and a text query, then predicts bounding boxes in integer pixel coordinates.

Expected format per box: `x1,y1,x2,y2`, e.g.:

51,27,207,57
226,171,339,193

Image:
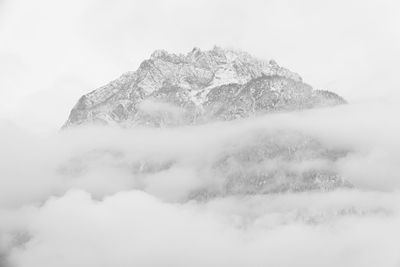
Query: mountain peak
150,49,169,59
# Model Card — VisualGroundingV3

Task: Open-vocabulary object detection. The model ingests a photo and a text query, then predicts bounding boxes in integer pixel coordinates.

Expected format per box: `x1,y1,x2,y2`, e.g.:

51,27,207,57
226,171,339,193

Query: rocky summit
63,46,346,128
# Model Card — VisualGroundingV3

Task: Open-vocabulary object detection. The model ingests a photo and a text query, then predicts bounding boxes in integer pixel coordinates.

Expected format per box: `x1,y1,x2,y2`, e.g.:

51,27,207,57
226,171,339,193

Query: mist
0,101,399,266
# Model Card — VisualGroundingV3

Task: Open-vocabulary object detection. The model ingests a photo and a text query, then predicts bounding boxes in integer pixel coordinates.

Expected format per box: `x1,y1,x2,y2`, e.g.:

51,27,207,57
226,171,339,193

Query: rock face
64,46,345,128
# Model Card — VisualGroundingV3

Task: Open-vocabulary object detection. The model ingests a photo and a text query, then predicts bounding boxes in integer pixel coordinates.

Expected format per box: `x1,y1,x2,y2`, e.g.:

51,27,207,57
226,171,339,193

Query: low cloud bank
1,102,400,266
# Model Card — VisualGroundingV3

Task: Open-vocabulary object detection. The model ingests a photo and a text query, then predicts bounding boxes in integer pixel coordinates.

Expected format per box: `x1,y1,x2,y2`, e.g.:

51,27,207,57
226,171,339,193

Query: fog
0,102,400,266
1,0,400,265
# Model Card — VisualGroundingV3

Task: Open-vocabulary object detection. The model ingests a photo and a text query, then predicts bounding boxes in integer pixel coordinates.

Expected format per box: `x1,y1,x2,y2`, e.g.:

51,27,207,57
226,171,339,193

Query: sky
1,0,400,134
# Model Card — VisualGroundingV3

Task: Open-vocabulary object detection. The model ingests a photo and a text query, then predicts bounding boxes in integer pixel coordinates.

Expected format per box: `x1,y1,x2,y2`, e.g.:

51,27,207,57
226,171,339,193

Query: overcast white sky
1,0,400,133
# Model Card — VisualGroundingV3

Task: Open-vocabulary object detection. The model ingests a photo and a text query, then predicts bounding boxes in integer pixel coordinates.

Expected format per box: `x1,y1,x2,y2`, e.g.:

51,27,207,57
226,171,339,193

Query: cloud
5,190,400,267
1,101,400,266
1,101,400,204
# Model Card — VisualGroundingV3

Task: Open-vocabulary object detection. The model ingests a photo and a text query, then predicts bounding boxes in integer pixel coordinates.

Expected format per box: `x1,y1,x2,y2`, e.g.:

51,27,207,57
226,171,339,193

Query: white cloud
5,189,400,267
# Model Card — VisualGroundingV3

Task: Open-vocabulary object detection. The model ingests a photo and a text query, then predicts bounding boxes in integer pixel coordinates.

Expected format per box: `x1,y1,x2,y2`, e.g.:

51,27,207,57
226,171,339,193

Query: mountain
63,46,345,128
60,47,351,197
